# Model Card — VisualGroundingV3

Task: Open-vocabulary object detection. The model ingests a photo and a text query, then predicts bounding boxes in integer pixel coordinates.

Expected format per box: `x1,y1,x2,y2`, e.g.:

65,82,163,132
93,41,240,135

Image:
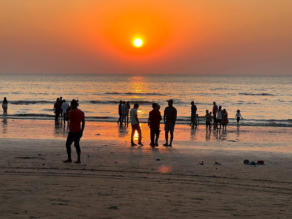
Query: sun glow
133,38,143,48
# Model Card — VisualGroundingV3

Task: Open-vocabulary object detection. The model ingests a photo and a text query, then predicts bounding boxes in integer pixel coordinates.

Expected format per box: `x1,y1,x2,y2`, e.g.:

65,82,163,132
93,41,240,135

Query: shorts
237,117,240,122
66,131,82,146
206,121,211,126
217,119,222,124
165,122,175,132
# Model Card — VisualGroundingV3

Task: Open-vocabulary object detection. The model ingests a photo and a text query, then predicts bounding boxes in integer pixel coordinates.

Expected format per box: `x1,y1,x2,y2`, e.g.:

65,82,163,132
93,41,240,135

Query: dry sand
1,120,292,218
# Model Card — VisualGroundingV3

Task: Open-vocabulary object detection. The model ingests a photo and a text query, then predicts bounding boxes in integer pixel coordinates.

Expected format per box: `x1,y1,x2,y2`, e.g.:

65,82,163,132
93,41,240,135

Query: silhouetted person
59,97,63,116
64,99,85,164
222,109,228,131
148,103,162,147
130,103,143,146
236,109,243,126
217,106,222,129
205,110,212,131
191,101,197,128
61,99,69,125
117,100,123,125
163,99,177,147
2,97,8,114
121,101,128,126
212,102,218,128
54,98,62,120
126,102,130,127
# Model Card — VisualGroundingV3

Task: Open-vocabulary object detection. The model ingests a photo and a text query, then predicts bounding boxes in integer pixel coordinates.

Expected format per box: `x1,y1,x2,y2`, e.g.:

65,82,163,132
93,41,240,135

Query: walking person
163,99,177,147
64,99,85,164
130,103,143,146
148,103,162,147
2,97,8,114
190,101,197,128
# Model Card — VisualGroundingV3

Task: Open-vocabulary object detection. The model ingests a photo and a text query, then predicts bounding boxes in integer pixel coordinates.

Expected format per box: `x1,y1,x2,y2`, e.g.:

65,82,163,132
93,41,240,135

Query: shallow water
1,74,292,127
2,118,292,154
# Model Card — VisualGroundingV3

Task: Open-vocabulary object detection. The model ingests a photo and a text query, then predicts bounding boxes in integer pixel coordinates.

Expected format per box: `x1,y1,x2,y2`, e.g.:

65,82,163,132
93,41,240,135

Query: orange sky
0,0,292,75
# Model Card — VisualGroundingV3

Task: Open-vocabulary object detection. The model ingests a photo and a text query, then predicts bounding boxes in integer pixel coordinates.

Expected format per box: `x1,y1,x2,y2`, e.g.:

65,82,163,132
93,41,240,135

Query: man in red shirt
64,99,85,163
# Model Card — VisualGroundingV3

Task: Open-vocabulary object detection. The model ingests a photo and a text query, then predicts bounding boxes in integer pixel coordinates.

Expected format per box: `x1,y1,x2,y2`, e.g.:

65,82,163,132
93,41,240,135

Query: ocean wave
89,100,154,105
239,92,274,96
104,92,166,96
236,101,258,105
10,100,54,105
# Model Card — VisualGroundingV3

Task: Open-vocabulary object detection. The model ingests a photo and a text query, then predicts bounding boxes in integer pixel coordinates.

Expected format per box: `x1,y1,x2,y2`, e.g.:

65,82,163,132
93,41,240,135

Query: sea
1,74,292,127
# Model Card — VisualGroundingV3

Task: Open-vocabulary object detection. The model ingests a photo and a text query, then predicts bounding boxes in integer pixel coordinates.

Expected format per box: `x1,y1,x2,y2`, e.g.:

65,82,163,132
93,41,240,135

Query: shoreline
2,115,292,128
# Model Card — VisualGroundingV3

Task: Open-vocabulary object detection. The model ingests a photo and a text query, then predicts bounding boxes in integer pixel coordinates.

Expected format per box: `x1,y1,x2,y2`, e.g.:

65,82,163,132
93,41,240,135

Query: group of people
117,101,130,126
128,100,244,148
129,99,177,147
207,102,243,130
54,97,70,124
2,96,244,163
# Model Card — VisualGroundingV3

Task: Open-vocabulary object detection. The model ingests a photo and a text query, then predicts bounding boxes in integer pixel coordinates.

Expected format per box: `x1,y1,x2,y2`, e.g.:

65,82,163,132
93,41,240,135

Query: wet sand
1,119,292,218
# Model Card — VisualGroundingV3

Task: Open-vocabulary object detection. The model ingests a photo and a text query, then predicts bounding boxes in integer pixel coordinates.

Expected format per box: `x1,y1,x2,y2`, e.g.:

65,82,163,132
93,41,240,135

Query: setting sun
133,38,143,48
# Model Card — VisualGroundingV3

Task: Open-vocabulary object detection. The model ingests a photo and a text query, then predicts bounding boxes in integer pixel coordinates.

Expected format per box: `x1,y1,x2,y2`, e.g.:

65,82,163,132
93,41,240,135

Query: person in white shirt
61,100,70,125
236,109,243,126
130,103,143,146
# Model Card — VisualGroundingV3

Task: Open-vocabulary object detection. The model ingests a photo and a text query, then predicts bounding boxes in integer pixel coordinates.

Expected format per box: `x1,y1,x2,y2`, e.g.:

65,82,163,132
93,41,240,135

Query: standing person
61,99,69,125
163,99,177,147
236,109,243,126
2,97,8,114
148,103,162,147
54,98,62,120
221,109,228,130
190,101,197,128
205,110,212,131
64,99,85,164
130,103,143,146
126,102,130,127
59,97,63,116
217,106,222,129
121,101,128,126
212,102,218,128
117,100,123,125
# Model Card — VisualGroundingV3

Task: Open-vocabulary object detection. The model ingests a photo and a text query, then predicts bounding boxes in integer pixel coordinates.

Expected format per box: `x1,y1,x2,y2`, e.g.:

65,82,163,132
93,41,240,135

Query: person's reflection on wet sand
118,125,127,137
190,127,197,141
2,116,7,134
236,126,240,137
220,128,227,140
205,128,211,141
54,119,63,136
213,128,219,140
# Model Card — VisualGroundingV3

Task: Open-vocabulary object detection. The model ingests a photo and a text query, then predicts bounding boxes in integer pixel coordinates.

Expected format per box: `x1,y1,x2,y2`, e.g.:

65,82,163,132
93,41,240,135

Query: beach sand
1,119,292,218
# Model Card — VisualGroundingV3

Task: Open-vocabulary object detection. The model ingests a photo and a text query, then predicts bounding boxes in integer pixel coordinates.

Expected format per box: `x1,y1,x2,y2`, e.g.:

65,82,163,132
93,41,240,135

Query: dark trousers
150,128,160,145
66,132,81,160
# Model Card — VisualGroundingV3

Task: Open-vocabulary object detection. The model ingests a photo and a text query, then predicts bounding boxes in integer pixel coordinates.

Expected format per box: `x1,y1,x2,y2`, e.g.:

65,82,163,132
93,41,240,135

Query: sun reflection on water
158,165,172,174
